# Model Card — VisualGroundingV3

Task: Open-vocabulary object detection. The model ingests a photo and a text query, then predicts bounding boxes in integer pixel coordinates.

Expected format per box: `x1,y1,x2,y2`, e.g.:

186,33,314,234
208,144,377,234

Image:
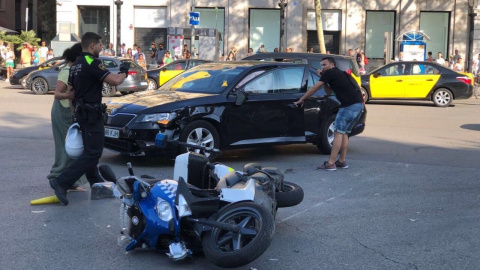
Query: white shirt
435,58,445,66
5,51,14,63
39,46,48,58
473,58,480,74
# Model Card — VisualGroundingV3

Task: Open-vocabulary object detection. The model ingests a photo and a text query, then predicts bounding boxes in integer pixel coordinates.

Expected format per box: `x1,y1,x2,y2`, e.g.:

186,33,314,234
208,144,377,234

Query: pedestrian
21,42,32,67
132,44,138,57
163,51,173,64
150,42,157,66
453,57,464,72
0,40,6,62
453,49,462,62
119,43,126,57
137,53,147,69
448,55,455,69
39,41,49,64
274,47,279,53
47,43,88,192
258,45,267,53
288,48,293,52
182,44,189,59
358,50,366,74
46,48,55,60
308,47,314,53
426,51,433,62
32,45,40,66
395,51,404,62
125,48,133,60
155,43,166,66
48,32,130,205
226,51,235,61
103,43,115,56
355,48,362,68
5,46,15,82
228,47,237,60
134,47,146,61
435,52,445,66
247,47,254,56
473,54,480,75
192,45,197,59
294,57,364,171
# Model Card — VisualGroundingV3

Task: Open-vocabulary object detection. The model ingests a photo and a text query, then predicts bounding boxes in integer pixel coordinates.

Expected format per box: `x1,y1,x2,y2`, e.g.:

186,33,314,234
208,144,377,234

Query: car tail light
128,71,137,76
456,76,472,85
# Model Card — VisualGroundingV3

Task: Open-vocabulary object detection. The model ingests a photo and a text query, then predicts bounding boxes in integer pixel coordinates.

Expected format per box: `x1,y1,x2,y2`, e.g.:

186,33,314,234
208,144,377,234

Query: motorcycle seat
215,171,248,189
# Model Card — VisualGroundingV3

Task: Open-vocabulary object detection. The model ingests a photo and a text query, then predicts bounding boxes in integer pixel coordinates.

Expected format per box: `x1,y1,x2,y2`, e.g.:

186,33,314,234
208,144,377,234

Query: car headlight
136,113,174,125
156,199,173,221
176,194,192,218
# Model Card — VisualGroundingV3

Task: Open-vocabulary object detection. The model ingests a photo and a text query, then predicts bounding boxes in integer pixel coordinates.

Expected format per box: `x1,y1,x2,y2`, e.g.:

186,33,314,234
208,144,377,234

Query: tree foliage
0,30,41,51
37,0,56,43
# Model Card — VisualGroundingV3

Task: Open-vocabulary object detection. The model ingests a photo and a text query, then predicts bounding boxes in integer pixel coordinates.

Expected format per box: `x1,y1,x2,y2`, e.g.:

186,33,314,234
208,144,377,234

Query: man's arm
103,73,128,86
293,80,325,107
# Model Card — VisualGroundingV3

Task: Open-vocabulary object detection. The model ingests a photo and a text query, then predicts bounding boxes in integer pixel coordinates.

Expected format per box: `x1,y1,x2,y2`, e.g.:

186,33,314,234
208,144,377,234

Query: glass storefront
78,6,110,46
365,11,395,59
249,9,280,53
420,12,449,57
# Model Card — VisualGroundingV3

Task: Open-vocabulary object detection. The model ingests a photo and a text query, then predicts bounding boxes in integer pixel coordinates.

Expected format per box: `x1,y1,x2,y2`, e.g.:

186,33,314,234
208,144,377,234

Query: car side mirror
373,72,381,78
162,68,167,72
235,90,248,106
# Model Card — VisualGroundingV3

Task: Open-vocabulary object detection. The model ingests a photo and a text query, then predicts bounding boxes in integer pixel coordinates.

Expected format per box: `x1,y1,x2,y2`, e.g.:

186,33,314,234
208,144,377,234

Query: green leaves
0,30,41,51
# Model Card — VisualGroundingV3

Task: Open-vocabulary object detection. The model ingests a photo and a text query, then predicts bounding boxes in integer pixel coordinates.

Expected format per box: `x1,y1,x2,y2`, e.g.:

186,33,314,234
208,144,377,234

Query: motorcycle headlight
156,198,173,221
136,113,174,125
176,194,192,218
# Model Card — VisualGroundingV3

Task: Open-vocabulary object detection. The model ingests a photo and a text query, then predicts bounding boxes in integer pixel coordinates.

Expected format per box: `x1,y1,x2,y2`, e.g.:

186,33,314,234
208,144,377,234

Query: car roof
368,61,451,74
243,52,353,60
198,60,306,68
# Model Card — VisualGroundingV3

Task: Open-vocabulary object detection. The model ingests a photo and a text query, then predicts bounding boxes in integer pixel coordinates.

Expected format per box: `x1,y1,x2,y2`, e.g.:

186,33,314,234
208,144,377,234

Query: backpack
364,55,368,65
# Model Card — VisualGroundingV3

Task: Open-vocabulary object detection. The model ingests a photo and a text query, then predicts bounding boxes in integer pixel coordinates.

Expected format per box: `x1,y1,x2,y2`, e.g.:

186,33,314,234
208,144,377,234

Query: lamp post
468,0,478,72
278,0,287,52
114,0,123,57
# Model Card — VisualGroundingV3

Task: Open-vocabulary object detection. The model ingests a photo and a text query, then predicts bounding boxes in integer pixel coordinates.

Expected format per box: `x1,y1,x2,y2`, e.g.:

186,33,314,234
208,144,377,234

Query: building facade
0,0,38,33
56,0,479,67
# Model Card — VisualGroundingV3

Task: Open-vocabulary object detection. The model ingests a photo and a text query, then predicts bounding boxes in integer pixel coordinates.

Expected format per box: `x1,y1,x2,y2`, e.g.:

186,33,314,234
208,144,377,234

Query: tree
37,0,56,43
0,30,41,51
315,0,326,53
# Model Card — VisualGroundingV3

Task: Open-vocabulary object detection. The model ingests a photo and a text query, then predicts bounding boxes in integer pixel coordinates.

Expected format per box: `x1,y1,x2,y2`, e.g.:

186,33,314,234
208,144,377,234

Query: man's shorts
334,102,364,134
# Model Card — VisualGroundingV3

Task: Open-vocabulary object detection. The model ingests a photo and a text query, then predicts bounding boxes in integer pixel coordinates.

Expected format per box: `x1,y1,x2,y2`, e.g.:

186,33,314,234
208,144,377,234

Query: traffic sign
189,12,200,25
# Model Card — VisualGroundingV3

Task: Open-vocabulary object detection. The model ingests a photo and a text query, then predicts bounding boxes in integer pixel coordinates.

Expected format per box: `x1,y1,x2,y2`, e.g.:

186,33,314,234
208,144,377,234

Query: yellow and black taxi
103,61,367,157
361,61,473,107
146,59,211,90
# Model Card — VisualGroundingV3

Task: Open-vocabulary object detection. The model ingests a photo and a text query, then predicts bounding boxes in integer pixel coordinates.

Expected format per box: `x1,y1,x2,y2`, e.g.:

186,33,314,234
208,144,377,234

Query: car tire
432,88,453,107
102,83,116,97
31,77,49,95
147,78,158,90
361,87,369,103
275,181,304,208
120,91,134,95
179,120,220,157
316,114,336,155
20,76,28,89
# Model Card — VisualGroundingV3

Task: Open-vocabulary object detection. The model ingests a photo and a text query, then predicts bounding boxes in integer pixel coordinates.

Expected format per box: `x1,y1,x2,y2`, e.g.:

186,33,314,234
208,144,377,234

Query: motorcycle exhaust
186,217,240,233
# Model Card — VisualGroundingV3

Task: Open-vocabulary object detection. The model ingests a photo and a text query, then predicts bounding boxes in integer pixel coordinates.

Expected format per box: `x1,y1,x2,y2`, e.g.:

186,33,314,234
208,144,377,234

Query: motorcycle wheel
276,181,304,208
202,202,275,268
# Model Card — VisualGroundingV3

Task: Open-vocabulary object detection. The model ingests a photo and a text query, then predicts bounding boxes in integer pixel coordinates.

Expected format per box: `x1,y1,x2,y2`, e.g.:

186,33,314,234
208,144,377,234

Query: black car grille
107,114,135,127
104,138,139,153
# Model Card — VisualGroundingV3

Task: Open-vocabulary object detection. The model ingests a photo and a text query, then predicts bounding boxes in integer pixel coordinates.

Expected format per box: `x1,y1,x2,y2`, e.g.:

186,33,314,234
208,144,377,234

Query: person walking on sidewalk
5,46,15,82
294,57,364,171
49,32,130,205
47,43,88,192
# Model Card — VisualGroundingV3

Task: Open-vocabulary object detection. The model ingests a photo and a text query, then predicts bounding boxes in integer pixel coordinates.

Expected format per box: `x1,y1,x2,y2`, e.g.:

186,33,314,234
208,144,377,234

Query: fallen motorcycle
99,133,304,268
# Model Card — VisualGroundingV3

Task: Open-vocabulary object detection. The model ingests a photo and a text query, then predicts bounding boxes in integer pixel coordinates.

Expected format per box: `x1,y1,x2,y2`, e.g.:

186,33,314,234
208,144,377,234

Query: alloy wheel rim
435,91,451,105
147,80,156,90
186,128,214,154
327,121,335,145
33,79,46,92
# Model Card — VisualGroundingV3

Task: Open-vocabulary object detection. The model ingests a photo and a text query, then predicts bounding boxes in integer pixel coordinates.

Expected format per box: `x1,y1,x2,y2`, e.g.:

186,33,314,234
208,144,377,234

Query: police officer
50,32,130,205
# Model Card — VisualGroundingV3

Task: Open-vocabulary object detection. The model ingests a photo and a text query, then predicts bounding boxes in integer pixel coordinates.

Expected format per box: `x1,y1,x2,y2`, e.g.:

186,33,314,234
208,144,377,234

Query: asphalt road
1,80,480,270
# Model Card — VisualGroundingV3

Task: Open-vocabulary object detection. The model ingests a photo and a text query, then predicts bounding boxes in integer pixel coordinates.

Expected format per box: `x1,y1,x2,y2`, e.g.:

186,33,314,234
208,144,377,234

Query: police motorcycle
99,133,304,268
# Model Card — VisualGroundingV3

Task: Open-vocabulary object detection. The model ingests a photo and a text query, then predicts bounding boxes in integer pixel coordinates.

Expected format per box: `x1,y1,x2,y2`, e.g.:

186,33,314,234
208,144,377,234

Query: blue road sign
190,12,200,25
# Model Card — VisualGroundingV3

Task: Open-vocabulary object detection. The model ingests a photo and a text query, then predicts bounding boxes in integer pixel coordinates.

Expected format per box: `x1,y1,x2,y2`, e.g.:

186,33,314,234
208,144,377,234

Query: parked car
9,57,63,88
242,52,362,86
104,61,366,157
146,59,211,90
360,61,473,107
26,56,149,96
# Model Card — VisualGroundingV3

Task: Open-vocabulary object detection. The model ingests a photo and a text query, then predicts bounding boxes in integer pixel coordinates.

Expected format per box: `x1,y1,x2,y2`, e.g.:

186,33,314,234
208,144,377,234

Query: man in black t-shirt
294,57,364,171
49,32,130,205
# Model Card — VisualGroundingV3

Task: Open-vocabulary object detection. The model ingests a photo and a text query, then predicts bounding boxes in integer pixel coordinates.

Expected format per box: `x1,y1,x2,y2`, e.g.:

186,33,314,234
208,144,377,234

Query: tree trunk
315,0,326,53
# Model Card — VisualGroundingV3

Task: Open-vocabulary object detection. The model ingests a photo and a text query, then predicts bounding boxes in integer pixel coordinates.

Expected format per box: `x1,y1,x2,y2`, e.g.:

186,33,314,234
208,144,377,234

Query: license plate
105,128,119,138
140,82,148,86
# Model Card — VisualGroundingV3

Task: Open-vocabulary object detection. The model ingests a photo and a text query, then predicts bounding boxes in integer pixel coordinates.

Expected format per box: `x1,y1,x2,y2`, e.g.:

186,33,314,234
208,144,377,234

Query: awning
0,26,18,33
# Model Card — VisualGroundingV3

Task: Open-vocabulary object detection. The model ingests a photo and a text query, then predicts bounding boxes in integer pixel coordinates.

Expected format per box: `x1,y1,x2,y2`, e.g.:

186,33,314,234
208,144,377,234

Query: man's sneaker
335,160,349,169
317,161,337,171
49,179,69,205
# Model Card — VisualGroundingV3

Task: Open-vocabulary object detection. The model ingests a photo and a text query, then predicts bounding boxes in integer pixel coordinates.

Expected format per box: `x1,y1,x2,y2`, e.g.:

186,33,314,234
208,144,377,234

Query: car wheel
120,91,135,95
31,77,49,95
147,78,158,90
179,120,220,157
361,87,369,103
432,88,453,107
102,83,116,97
20,76,28,89
316,114,336,155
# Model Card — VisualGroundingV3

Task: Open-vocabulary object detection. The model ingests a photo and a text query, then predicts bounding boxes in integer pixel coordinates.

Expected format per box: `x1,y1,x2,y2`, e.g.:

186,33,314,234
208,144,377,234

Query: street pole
191,0,196,57
215,7,219,61
278,0,287,52
25,8,29,31
114,0,123,57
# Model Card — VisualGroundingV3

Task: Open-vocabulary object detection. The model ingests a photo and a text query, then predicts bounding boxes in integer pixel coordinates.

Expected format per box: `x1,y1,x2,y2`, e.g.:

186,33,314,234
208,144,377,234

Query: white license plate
140,82,148,86
105,128,119,138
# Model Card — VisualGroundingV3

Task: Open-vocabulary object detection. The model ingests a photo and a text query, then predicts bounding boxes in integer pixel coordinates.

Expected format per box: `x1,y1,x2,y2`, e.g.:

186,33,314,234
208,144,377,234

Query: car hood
107,90,216,114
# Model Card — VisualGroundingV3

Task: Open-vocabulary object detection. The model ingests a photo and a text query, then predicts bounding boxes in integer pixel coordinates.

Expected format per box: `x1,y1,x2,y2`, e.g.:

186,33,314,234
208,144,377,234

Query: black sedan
104,61,366,157
9,57,63,88
146,59,211,90
361,61,473,107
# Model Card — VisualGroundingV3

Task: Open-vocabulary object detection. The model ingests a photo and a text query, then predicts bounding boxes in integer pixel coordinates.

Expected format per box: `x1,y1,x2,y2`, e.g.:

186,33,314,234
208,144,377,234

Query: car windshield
158,65,247,94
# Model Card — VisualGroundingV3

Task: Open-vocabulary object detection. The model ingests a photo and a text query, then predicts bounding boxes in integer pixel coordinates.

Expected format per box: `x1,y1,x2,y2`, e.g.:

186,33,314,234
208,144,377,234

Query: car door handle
396,80,403,82
426,79,433,81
